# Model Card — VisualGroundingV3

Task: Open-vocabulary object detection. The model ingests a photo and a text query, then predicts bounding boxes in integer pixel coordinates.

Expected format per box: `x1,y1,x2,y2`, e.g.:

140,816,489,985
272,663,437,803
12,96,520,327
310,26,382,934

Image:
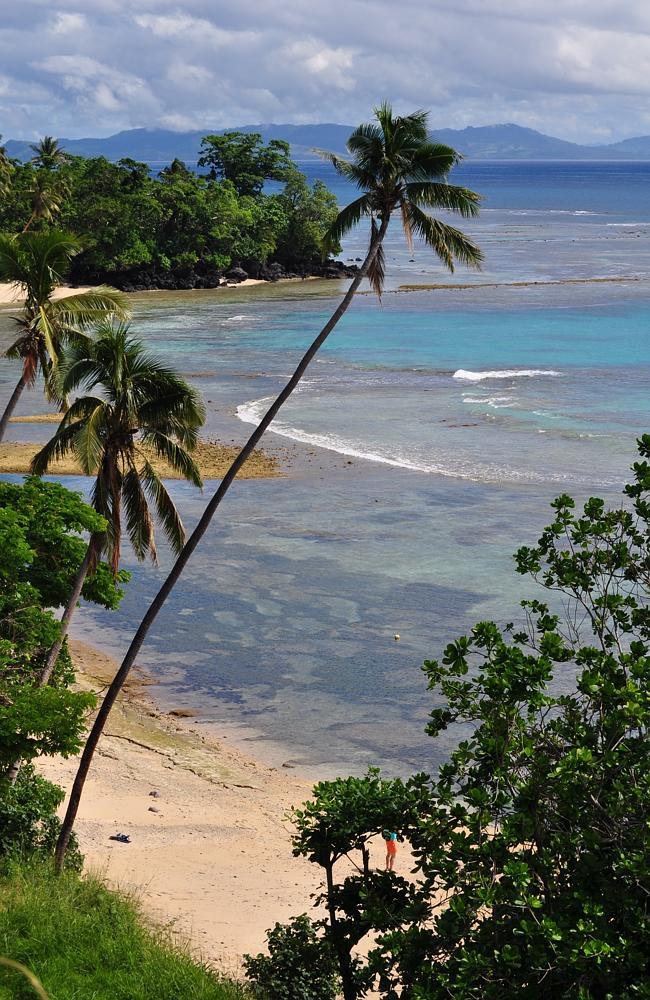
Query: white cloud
3,0,650,141
49,12,87,34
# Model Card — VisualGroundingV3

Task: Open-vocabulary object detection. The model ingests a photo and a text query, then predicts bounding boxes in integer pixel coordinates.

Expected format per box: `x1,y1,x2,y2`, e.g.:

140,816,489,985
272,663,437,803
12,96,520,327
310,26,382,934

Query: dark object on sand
109,833,131,843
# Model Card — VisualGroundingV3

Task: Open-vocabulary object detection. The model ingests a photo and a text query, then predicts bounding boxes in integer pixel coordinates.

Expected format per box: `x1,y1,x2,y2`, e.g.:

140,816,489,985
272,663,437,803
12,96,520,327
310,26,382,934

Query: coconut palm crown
319,102,483,294
0,229,130,441
31,323,206,572
29,135,69,171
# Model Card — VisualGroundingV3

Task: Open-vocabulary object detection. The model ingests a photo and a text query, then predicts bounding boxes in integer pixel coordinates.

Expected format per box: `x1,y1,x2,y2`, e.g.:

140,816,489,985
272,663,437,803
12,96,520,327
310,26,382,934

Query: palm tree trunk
4,533,103,786
39,533,103,687
54,218,390,872
0,373,27,443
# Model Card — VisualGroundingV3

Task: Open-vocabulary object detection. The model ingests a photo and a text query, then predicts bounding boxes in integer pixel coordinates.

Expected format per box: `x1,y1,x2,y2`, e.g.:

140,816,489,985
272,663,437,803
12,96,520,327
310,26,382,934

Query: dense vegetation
0,132,344,288
0,479,126,855
0,862,246,1000
246,440,650,999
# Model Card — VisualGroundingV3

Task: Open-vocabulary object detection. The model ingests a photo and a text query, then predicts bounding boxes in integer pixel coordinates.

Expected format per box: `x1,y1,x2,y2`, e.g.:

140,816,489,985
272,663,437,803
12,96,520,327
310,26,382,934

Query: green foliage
198,132,293,196
0,479,126,771
273,173,340,268
0,768,82,869
0,138,342,280
280,441,650,999
0,861,248,999
0,478,127,610
290,770,431,1000
244,915,339,1000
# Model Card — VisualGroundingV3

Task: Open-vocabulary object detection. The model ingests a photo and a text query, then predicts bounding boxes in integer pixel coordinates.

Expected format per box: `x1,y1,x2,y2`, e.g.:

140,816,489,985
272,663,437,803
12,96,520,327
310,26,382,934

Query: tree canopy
0,136,342,283
198,132,293,195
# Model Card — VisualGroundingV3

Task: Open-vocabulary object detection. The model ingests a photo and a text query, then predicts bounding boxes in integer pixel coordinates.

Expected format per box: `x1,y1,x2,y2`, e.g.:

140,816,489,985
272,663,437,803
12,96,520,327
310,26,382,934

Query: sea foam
235,397,579,485
453,369,561,382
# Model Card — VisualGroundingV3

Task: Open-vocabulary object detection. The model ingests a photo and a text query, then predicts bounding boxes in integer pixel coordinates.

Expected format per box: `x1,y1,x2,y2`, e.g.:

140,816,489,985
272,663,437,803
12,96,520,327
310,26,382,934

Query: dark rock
225,266,248,282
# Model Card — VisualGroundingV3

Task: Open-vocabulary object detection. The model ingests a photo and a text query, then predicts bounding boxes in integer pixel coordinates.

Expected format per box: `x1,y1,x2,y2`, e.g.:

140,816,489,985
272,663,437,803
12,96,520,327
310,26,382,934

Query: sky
3,0,650,142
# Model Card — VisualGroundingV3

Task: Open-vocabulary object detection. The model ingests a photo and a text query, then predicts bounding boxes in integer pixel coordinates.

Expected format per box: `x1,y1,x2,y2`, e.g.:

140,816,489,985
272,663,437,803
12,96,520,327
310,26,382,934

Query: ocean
2,161,649,778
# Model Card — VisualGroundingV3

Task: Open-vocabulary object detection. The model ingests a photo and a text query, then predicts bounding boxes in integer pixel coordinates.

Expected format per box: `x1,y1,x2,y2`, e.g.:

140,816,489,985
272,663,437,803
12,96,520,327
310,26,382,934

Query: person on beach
383,829,398,871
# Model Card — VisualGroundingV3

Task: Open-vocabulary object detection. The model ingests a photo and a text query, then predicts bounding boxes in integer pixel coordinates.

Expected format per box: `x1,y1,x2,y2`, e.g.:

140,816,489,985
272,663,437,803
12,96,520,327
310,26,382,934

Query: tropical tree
198,131,293,196
0,230,129,441
31,322,205,684
54,102,483,870
22,171,67,232
29,136,69,171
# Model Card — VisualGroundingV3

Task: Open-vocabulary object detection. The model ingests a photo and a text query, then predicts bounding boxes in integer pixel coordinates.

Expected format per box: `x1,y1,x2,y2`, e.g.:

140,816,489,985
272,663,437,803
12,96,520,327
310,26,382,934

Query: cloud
2,0,650,141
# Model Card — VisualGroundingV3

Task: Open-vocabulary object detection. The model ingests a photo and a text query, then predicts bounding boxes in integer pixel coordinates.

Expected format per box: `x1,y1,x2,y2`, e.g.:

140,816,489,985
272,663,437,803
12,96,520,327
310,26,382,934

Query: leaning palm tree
0,230,129,441
55,102,484,870
30,135,69,171
30,322,205,685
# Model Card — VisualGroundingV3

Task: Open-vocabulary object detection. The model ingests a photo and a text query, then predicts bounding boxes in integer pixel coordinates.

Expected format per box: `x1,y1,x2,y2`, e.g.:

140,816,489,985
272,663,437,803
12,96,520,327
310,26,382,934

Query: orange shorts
385,840,397,854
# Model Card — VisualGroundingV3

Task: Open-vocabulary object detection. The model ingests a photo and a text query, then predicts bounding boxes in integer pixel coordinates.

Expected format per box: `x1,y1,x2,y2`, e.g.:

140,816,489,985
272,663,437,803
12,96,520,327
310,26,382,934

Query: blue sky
3,0,650,142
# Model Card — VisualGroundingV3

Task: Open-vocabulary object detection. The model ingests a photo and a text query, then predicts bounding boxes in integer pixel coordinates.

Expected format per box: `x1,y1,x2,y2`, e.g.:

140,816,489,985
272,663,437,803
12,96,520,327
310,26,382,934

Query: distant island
6,122,650,163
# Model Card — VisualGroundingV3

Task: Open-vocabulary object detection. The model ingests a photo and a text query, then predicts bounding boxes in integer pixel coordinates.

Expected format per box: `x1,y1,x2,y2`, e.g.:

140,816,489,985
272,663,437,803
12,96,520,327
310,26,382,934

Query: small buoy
394,634,400,641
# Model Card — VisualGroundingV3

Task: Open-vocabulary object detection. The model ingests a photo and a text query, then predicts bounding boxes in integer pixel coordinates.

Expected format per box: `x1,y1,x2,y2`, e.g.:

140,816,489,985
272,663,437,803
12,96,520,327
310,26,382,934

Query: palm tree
22,173,66,232
29,136,69,171
55,103,484,873
0,230,129,441
30,322,205,685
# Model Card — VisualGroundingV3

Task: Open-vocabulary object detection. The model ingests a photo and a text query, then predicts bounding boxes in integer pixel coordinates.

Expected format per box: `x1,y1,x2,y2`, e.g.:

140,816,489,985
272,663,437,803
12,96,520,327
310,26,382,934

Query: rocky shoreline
76,258,359,293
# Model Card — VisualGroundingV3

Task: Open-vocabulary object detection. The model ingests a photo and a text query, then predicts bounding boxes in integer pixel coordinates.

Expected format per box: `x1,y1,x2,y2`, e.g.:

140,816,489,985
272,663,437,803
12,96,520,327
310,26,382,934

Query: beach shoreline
39,639,324,974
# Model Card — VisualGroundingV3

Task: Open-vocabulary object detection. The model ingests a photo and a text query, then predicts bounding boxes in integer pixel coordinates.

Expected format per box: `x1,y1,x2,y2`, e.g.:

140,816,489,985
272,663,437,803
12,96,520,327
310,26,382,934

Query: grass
0,861,248,1000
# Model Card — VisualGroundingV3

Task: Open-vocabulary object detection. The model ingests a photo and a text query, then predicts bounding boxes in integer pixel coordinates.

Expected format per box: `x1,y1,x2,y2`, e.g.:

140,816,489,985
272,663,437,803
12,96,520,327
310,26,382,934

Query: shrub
244,915,339,1000
0,768,82,870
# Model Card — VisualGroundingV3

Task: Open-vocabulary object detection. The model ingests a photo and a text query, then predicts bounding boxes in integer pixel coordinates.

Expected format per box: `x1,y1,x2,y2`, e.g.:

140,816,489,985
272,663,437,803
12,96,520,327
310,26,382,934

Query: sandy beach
39,640,319,974
0,283,98,306
39,640,394,976
0,438,282,480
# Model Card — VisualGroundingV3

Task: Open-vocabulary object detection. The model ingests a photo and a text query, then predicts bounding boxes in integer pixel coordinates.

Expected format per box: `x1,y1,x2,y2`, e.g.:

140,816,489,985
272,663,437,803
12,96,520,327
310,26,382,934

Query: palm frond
122,466,156,563
73,404,106,475
402,142,463,181
366,218,386,297
59,394,106,426
313,150,376,190
404,203,484,272
140,458,186,555
48,287,131,330
323,195,372,252
403,182,481,218
139,430,203,487
30,420,84,475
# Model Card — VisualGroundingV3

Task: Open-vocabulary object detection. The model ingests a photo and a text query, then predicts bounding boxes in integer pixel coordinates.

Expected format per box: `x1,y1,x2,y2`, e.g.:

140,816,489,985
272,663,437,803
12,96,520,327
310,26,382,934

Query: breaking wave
453,368,562,382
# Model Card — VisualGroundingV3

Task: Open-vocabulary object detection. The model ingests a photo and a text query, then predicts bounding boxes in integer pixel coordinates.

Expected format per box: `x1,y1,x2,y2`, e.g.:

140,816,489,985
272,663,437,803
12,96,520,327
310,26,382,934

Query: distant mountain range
6,122,650,163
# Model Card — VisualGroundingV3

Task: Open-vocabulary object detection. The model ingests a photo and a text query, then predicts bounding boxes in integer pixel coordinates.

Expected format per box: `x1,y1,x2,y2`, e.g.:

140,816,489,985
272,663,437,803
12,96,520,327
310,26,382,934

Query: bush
244,915,339,1000
0,768,81,870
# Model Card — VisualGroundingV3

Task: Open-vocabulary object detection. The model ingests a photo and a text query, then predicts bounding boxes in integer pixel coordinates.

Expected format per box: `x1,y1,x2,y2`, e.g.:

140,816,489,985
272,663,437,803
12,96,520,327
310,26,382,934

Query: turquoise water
1,163,650,776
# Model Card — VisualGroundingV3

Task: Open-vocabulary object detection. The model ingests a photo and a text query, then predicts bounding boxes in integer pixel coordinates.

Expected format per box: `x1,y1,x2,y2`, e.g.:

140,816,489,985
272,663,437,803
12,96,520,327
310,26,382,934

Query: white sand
0,282,97,306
